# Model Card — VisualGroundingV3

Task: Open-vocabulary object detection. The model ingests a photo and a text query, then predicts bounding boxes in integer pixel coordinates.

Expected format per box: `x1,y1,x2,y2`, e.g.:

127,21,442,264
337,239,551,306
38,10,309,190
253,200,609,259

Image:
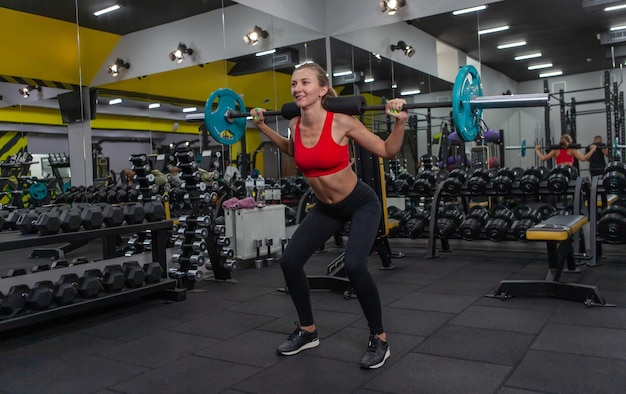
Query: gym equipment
485,208,515,242
467,168,491,195
490,215,611,306
602,161,626,193
16,211,41,234
459,207,490,241
547,165,577,194
413,170,437,195
441,169,467,195
519,166,548,195
143,262,164,284
492,167,518,195
597,205,626,244
102,205,125,227
80,206,104,230
197,65,549,144
121,261,146,288
435,207,464,239
59,208,82,232
504,139,583,157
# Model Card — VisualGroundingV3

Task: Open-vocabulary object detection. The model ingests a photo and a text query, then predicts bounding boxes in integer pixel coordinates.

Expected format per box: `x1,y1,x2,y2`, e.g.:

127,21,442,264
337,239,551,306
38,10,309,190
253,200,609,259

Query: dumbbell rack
425,171,590,258
168,148,235,287
0,220,180,333
587,175,626,266
125,154,160,256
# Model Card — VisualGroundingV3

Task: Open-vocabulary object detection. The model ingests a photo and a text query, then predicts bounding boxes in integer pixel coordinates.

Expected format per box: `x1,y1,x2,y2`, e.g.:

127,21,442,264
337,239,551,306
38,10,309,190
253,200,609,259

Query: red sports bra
293,111,350,177
556,149,575,165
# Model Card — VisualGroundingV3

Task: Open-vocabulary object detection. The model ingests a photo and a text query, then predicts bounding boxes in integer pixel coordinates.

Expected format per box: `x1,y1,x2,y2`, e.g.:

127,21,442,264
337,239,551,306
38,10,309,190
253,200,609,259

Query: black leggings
280,180,384,335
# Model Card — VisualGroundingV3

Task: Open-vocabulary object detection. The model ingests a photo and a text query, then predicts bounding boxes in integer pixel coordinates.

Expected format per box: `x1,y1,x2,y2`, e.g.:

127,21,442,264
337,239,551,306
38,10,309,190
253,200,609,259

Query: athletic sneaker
360,335,390,369
276,327,320,356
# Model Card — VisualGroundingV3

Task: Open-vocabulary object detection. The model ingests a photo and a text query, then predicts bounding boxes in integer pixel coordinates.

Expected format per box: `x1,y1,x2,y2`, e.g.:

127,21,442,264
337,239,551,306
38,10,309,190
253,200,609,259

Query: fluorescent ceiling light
539,70,563,78
528,63,553,70
497,41,526,49
364,77,375,83
148,103,161,109
182,107,197,113
255,49,276,57
332,71,353,77
515,52,542,60
94,5,120,16
108,98,122,105
605,4,626,12
453,5,486,15
400,89,421,96
610,24,626,31
478,25,509,35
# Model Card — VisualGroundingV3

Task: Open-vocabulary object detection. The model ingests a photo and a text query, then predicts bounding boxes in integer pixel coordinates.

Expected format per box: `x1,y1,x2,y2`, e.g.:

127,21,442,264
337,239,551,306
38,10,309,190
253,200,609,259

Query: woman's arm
572,144,596,161
251,108,294,157
535,146,558,161
345,98,407,159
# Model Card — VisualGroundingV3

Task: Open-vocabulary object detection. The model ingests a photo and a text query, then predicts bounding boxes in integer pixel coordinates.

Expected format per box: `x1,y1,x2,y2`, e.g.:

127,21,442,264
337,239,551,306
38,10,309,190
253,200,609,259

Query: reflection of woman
535,134,595,165
251,62,407,369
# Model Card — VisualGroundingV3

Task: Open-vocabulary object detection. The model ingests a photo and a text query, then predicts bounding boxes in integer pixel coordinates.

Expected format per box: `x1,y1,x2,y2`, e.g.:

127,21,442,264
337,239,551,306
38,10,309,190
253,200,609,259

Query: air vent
332,73,360,86
228,48,299,76
600,31,626,45
273,54,290,65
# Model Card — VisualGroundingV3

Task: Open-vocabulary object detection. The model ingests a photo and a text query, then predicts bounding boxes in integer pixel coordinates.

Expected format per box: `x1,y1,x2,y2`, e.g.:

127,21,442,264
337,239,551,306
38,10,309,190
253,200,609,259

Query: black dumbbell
34,211,62,235
124,204,146,224
467,168,491,195
102,205,125,227
121,261,146,288
519,166,547,195
34,280,77,306
459,207,490,241
492,167,517,195
81,206,104,230
413,171,436,195
58,273,101,299
547,165,577,194
59,208,83,232
512,219,536,242
602,161,626,193
143,262,163,284
435,206,465,239
597,205,626,244
485,208,515,242
144,201,165,222
441,169,467,195
16,211,40,234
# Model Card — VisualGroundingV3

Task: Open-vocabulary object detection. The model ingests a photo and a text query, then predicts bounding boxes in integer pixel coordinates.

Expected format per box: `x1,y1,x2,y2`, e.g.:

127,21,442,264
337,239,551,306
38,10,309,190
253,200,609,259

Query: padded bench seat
488,215,612,307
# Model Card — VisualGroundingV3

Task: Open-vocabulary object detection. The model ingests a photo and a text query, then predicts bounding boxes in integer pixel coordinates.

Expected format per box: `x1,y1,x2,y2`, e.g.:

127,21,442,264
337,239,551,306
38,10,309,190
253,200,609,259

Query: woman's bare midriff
305,166,358,204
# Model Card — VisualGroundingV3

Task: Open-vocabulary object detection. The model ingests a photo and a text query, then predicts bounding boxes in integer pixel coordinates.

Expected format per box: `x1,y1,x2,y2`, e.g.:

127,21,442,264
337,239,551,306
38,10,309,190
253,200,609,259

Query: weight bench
488,215,613,307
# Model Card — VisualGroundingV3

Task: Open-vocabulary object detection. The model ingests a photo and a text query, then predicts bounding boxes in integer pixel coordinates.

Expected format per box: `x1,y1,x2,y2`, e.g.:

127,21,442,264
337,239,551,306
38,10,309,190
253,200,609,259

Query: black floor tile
170,310,275,339
363,352,511,394
388,291,479,313
549,301,626,328
531,323,626,360
506,350,626,393
450,305,553,334
110,354,261,394
231,355,374,394
98,330,219,368
416,325,535,366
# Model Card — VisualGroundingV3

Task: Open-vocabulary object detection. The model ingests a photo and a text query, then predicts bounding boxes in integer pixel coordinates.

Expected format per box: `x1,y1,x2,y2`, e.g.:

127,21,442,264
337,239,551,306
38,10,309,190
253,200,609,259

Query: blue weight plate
204,88,247,145
29,183,48,200
452,65,482,142
521,139,527,157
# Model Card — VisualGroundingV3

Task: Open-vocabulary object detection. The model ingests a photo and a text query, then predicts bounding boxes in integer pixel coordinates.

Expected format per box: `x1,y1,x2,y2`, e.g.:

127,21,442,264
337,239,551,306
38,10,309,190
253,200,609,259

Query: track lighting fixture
380,0,406,16
390,40,415,57
243,25,269,46
18,85,41,98
169,42,193,63
107,58,130,77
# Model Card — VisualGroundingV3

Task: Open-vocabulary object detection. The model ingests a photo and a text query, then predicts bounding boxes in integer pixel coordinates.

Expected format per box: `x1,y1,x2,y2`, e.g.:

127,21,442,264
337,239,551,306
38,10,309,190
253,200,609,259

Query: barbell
504,139,585,157
189,65,549,145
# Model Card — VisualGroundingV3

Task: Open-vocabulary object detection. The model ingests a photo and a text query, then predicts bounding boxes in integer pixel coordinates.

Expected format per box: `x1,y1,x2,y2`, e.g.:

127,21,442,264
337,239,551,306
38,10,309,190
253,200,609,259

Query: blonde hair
294,63,337,106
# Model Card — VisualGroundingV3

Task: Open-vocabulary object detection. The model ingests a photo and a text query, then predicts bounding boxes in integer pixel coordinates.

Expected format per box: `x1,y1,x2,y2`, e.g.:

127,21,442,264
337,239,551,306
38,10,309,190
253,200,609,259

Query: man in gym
587,135,608,178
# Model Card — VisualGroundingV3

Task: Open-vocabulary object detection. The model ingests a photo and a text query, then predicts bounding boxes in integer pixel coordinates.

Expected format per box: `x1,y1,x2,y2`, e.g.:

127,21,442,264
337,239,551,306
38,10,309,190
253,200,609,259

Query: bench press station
488,214,614,307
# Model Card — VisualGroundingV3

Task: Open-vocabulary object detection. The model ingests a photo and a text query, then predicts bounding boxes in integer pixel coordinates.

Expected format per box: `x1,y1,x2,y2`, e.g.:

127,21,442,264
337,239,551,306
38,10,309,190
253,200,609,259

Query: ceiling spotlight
243,25,269,46
169,42,193,63
18,85,41,98
107,58,130,77
390,40,415,57
380,0,406,15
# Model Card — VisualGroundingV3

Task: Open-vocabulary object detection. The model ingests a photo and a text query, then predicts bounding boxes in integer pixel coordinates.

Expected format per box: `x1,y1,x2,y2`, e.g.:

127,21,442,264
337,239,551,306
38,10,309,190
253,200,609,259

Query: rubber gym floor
1,237,626,394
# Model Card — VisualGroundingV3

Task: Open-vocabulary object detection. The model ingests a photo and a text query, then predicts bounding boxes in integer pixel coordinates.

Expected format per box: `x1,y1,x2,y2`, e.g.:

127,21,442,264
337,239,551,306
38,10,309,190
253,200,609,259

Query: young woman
251,62,407,369
535,133,596,165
